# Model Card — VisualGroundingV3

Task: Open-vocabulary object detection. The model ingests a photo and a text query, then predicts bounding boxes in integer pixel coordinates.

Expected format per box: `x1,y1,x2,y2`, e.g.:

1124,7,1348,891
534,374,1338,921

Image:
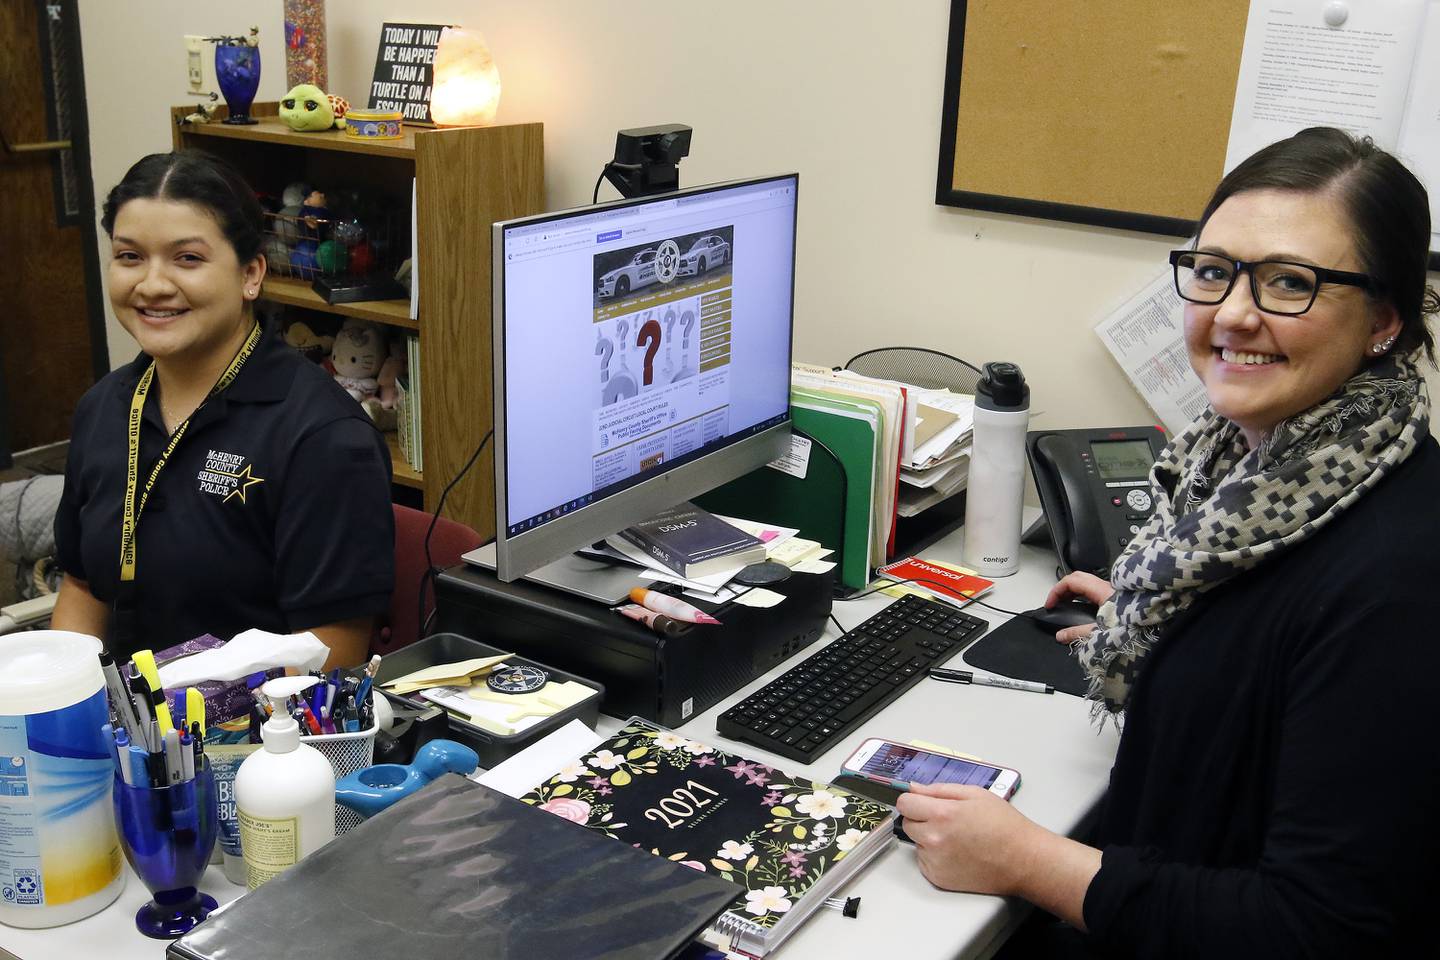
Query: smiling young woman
899,128,1440,958
51,151,394,669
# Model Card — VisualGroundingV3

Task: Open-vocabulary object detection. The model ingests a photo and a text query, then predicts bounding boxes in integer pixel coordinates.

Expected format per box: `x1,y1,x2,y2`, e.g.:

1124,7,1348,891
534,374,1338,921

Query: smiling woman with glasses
896,127,1440,960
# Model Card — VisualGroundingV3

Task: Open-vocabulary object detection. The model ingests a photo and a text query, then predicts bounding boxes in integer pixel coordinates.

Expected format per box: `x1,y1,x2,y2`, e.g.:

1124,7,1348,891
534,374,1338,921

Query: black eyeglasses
1169,250,1379,316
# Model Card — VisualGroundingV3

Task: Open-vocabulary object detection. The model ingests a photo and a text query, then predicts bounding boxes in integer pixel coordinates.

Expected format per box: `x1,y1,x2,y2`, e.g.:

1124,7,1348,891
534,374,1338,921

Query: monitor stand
462,543,646,605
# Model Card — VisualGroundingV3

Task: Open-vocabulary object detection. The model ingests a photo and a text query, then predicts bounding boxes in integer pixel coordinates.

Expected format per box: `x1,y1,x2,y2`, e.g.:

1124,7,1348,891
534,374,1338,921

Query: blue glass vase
215,44,261,125
113,762,219,939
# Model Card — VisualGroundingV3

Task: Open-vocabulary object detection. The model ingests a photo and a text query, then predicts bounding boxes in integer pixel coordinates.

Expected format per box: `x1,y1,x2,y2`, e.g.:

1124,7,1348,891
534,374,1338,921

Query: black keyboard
716,594,988,764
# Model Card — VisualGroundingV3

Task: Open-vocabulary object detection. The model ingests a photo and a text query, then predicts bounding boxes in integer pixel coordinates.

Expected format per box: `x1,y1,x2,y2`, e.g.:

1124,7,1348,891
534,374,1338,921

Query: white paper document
475,719,602,795
1094,271,1208,435
909,391,975,468
1397,2,1440,249
1226,0,1426,173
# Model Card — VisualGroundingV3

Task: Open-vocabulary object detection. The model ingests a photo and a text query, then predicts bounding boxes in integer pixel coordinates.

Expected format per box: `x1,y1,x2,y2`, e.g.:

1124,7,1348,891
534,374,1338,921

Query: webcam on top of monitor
598,123,693,200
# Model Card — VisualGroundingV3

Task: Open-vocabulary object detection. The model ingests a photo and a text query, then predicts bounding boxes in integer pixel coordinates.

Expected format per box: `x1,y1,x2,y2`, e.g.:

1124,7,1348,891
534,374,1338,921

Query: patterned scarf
1075,352,1430,717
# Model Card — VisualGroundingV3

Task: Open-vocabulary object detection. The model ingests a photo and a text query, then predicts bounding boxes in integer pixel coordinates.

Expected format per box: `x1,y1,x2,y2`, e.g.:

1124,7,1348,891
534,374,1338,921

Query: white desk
0,525,1119,960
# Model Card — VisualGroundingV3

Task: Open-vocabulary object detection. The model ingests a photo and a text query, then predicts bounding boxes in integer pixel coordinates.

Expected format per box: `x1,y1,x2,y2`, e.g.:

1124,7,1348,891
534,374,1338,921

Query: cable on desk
419,429,494,642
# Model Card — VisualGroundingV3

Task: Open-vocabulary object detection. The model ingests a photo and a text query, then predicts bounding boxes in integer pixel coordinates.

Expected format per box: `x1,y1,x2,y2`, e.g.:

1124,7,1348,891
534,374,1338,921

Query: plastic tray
373,633,604,769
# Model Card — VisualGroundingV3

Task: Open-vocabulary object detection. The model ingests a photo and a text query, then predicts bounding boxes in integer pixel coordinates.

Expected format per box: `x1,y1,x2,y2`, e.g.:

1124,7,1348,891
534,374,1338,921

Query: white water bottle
962,362,1030,577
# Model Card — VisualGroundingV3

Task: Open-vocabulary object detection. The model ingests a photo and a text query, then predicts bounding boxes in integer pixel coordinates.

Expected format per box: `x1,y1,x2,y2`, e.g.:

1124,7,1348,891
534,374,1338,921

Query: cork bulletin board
936,0,1250,235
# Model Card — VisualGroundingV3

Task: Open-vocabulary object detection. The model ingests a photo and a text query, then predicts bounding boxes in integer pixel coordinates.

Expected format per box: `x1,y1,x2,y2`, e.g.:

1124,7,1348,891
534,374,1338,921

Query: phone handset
1034,433,1110,574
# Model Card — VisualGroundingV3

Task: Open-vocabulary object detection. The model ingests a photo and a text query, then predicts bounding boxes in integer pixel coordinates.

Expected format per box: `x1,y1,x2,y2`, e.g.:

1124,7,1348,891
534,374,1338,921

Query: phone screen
855,742,1002,788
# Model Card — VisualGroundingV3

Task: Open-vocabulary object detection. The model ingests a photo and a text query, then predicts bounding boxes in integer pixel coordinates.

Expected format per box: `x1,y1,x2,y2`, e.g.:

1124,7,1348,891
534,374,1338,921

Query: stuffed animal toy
279,83,336,131
327,94,350,128
283,317,337,364
364,340,404,432
326,319,395,429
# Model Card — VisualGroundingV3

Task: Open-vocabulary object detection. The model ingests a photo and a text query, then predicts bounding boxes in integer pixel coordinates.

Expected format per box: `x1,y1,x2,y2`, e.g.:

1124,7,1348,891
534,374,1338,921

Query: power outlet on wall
185,35,205,93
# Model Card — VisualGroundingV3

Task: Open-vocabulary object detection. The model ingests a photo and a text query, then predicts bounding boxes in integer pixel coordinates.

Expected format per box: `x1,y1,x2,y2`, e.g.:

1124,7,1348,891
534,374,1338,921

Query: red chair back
375,504,484,655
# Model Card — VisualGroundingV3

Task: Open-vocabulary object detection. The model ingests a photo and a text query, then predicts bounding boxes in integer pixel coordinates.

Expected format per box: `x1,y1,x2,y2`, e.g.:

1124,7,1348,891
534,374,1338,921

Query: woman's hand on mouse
1043,572,1113,643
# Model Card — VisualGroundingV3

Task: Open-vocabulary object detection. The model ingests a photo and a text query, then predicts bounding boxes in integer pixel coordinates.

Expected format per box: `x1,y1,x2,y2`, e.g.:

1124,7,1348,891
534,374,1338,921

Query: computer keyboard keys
716,595,989,764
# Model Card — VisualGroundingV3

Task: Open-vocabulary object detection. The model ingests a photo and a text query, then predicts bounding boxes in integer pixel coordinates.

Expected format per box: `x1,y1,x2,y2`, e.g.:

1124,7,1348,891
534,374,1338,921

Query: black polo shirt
55,324,394,662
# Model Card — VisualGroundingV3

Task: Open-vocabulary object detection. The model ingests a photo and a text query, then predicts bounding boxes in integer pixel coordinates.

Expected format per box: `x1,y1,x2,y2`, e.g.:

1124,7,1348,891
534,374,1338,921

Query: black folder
168,775,741,960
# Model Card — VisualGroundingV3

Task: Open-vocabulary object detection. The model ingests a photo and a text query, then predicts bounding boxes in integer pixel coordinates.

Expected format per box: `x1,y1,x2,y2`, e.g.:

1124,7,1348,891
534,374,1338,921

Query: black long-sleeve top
1080,435,1440,958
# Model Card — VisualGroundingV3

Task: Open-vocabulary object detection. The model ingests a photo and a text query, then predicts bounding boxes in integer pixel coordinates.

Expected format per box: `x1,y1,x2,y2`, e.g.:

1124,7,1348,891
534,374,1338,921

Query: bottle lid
259,677,306,753
976,362,1030,411
0,631,103,715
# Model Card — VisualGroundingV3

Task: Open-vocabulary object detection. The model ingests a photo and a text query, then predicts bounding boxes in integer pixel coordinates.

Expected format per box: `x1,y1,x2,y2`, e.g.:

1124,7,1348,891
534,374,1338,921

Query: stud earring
1373,334,1397,354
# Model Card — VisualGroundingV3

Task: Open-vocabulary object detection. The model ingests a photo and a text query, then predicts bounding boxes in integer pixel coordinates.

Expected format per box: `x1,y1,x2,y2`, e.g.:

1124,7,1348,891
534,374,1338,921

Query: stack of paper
790,363,906,577
789,365,979,576
379,654,512,695
898,387,974,517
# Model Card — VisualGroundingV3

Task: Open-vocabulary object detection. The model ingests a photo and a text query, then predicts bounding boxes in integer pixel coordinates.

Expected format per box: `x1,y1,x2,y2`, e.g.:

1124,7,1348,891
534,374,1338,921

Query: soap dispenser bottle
234,677,335,889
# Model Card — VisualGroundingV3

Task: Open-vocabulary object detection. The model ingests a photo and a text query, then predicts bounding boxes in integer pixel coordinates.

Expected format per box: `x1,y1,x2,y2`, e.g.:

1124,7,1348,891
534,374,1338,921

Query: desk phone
1027,426,1167,578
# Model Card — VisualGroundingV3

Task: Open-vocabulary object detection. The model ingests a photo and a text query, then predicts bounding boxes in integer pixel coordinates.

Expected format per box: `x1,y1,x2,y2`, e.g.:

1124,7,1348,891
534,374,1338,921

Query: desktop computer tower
433,564,835,728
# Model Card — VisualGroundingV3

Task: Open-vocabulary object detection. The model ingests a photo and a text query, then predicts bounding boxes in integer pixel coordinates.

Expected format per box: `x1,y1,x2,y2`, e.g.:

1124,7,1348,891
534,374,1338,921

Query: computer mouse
1019,601,1100,630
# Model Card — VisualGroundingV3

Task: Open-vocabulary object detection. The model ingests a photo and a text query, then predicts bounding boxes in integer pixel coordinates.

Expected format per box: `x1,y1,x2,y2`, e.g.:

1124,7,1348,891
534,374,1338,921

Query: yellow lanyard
119,322,263,583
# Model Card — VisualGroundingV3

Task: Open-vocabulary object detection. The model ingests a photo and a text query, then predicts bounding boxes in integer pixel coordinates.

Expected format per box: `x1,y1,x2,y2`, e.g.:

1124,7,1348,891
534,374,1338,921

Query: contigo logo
983,555,1010,563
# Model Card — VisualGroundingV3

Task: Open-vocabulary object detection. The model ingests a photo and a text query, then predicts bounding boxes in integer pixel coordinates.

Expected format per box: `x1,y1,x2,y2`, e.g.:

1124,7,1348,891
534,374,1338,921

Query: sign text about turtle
367,22,447,125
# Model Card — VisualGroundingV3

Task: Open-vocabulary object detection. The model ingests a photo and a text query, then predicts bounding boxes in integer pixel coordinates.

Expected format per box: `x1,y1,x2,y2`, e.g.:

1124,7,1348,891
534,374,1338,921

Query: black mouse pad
960,614,1091,697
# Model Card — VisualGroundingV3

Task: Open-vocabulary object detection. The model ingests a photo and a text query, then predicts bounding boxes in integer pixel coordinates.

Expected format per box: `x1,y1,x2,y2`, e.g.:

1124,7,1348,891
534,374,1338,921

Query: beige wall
76,0,1438,431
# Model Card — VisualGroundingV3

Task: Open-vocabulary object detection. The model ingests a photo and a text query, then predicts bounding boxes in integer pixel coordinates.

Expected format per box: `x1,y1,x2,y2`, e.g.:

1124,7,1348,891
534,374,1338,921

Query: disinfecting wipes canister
0,631,124,928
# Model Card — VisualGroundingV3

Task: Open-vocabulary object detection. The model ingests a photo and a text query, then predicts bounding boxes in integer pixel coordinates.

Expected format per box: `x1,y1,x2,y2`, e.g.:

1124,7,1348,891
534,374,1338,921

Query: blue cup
112,762,219,938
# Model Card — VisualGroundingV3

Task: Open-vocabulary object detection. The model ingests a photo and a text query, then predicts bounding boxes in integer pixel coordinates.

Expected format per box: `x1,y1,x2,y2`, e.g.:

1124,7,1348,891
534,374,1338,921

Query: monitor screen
492,174,798,580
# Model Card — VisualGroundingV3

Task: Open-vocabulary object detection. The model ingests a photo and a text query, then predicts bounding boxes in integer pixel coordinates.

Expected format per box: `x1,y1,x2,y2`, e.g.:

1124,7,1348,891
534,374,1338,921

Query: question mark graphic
636,317,662,386
681,310,696,349
595,334,614,384
603,372,638,405
664,308,677,342
617,317,630,343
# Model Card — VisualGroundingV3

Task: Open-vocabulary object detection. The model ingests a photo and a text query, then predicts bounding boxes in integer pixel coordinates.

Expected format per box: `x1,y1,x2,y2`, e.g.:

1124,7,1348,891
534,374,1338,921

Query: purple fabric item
124,635,282,726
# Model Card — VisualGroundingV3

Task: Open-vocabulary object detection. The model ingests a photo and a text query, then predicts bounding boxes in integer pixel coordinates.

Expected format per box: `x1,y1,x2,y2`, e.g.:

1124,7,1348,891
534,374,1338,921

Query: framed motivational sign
368,22,447,125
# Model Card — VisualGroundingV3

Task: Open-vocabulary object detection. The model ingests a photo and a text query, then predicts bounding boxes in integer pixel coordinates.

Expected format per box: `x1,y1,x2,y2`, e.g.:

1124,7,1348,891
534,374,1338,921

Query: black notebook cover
619,501,766,577
168,775,742,960
518,720,894,955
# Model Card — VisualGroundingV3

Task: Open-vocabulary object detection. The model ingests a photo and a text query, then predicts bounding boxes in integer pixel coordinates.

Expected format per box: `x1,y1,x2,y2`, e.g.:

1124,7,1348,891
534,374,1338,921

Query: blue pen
102,722,119,773
355,676,374,721
127,744,151,788
172,693,186,736
114,728,135,786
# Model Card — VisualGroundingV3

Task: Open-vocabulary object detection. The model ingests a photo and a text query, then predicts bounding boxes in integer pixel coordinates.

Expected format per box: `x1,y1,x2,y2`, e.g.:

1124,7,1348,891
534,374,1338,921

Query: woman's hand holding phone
897,782,1103,929
896,782,1039,895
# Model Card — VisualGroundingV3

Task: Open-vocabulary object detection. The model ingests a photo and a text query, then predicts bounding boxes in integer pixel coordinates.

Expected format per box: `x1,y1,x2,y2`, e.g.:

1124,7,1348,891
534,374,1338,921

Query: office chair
375,504,484,656
842,346,984,394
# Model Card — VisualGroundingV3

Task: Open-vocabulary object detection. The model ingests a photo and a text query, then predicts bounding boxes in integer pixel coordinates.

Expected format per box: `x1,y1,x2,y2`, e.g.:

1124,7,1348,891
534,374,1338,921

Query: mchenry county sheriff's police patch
197,448,266,504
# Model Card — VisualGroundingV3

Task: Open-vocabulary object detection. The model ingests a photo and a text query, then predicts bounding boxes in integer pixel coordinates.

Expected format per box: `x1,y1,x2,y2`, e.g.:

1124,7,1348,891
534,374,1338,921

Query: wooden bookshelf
259,276,417,331
386,432,423,489
172,102,545,538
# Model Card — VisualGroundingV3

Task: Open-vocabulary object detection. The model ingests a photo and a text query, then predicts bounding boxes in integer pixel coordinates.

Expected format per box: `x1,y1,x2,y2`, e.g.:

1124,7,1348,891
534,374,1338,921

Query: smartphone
840,738,1021,800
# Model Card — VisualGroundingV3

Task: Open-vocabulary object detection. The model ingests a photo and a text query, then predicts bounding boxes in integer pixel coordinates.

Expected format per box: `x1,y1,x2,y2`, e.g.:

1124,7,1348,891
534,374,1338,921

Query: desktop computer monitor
491,173,799,586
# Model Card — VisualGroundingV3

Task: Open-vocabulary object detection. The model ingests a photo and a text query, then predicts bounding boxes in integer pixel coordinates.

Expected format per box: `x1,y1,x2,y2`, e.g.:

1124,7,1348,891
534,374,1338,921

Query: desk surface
0,524,1118,960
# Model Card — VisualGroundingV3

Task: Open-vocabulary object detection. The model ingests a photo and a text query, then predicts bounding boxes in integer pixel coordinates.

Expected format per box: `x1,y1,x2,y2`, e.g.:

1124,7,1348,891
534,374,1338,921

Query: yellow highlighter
185,687,206,738
131,649,174,737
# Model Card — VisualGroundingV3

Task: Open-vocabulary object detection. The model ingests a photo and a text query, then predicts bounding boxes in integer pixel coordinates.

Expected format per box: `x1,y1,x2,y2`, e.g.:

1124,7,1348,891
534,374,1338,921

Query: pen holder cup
113,762,219,939
306,721,378,836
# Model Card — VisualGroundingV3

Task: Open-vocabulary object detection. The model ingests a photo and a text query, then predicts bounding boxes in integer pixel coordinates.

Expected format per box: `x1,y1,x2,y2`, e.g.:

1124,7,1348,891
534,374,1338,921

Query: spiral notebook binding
708,911,767,957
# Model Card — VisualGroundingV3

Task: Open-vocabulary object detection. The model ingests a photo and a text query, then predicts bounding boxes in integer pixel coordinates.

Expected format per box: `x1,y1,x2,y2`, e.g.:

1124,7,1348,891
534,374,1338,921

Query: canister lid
0,631,104,715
